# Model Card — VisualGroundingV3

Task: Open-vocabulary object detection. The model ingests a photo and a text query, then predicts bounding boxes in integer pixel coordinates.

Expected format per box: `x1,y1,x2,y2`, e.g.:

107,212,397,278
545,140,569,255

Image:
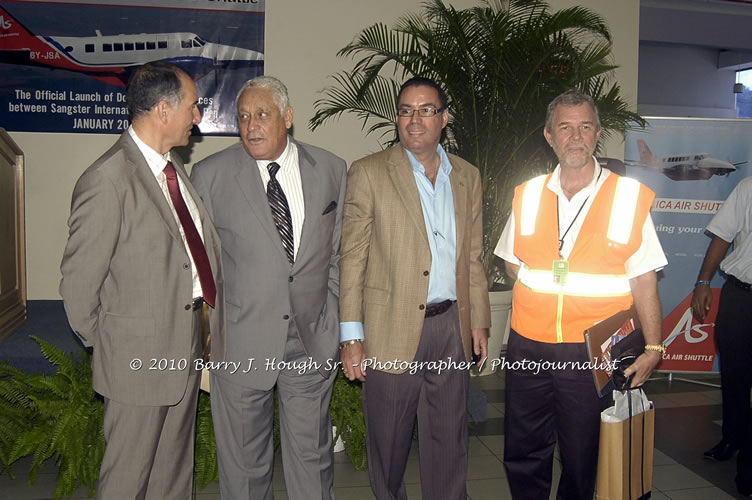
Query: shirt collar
405,144,453,177
256,136,292,172
548,156,607,198
128,126,172,176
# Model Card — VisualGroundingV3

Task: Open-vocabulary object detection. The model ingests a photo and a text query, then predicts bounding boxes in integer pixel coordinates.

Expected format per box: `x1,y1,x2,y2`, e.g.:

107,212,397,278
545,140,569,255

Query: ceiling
641,0,752,69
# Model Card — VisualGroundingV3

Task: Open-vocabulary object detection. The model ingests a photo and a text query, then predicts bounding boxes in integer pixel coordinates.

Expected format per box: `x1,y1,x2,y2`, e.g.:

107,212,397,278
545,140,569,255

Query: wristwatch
339,339,362,350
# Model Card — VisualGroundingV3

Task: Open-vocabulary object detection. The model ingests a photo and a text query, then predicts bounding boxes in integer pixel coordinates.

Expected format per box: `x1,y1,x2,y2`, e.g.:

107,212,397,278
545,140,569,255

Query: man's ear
156,99,171,124
284,106,294,130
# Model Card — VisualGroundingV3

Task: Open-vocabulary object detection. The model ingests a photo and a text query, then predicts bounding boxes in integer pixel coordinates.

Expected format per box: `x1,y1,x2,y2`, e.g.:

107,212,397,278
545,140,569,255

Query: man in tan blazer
339,76,490,499
60,62,223,500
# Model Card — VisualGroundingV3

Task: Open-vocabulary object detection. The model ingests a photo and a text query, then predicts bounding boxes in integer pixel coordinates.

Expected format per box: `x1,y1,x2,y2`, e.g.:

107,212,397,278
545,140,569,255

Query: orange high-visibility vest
511,171,655,343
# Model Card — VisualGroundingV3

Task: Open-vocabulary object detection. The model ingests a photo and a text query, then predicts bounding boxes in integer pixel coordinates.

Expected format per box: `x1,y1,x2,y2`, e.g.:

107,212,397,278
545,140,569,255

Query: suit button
419,304,425,310
183,263,190,270
423,270,429,276
289,276,294,282
283,314,290,320
185,304,191,310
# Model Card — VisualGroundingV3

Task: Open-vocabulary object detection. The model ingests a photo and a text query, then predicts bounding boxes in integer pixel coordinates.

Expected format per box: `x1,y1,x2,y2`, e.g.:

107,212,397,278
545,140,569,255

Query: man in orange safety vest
495,89,667,500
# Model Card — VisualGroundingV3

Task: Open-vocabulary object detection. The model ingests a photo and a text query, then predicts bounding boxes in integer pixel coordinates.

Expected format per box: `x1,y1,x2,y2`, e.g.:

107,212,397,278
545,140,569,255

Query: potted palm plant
309,0,643,370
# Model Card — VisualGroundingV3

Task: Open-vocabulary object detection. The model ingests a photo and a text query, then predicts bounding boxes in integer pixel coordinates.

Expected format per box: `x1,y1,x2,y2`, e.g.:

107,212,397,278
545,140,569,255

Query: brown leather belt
728,275,752,291
425,299,455,318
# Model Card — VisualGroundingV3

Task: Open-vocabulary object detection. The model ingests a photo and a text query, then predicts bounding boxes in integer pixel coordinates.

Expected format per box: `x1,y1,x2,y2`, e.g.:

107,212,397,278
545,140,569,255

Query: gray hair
235,76,291,115
544,89,601,132
126,61,189,118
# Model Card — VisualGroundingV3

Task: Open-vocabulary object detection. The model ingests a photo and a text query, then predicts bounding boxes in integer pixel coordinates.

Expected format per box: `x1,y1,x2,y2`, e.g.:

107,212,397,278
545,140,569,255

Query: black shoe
703,439,738,461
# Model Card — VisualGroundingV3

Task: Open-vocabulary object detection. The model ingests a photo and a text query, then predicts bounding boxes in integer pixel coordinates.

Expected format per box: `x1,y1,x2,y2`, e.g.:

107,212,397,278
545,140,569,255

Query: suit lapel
234,147,291,262
120,134,183,245
387,145,429,246
296,141,323,266
449,156,468,263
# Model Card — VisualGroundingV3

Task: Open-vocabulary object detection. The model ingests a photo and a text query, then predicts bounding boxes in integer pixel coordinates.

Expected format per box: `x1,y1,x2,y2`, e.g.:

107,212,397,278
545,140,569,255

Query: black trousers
714,280,752,490
503,329,610,500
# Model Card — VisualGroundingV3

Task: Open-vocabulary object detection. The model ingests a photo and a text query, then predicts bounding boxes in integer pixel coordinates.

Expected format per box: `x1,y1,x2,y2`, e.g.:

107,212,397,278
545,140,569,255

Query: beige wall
12,0,639,299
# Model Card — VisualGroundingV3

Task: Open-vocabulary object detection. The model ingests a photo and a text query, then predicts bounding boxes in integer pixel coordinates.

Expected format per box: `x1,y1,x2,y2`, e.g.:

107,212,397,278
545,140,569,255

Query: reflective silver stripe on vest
607,176,640,245
517,264,632,296
520,175,547,236
518,172,641,245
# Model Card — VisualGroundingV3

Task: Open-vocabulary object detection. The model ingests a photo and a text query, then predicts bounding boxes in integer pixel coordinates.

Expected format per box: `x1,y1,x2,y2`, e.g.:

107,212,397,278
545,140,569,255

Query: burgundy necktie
164,162,216,308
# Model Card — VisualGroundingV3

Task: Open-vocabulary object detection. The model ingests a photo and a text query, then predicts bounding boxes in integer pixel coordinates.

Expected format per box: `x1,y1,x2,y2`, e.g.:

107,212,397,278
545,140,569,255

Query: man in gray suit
60,62,224,499
191,76,346,500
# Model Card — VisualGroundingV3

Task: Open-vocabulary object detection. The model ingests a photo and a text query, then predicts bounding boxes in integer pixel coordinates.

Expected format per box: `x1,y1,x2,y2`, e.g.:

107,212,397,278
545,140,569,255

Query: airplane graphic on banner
0,6,263,86
625,139,746,181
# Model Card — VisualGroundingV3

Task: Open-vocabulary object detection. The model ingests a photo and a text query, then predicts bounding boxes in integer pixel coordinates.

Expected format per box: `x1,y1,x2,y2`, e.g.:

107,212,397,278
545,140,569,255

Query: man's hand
691,284,713,321
691,235,730,321
624,350,662,387
471,328,489,368
340,341,366,382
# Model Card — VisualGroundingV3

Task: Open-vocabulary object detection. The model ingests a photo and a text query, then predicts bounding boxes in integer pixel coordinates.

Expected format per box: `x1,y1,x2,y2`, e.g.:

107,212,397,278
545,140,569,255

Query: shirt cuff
340,322,365,343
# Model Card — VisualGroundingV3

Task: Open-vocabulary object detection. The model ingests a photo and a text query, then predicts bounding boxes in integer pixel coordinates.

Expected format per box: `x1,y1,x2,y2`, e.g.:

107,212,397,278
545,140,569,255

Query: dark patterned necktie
267,162,294,265
163,162,216,307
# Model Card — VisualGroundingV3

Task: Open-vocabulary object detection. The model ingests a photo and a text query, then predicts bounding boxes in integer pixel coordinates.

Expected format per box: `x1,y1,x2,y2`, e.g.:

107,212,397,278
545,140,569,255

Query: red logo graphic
660,289,720,372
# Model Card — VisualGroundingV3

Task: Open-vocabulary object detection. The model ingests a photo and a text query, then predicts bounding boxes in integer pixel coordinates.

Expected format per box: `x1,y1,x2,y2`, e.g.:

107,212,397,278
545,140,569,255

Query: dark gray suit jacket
60,132,224,406
191,138,346,390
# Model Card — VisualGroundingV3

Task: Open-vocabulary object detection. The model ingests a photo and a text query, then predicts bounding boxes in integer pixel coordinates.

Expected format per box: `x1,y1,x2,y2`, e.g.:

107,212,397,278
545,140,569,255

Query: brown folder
584,306,643,397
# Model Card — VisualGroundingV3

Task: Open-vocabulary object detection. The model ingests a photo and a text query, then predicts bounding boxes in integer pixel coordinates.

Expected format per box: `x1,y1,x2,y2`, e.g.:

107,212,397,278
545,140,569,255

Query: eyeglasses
397,106,447,118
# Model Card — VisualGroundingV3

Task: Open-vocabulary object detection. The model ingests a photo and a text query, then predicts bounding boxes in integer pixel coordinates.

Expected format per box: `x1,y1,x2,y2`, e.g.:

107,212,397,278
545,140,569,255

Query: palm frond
309,0,643,286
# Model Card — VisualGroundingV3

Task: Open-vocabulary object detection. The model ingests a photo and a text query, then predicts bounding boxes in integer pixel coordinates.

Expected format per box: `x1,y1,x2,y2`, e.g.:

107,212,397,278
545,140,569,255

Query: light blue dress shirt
340,145,457,342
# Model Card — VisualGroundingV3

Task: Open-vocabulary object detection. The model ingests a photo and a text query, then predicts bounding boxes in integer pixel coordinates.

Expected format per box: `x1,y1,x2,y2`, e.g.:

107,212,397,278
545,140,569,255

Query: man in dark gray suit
191,76,346,500
60,62,224,499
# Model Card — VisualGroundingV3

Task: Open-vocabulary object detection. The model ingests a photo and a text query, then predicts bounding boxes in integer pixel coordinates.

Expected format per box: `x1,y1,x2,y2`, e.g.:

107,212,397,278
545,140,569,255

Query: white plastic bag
601,388,652,423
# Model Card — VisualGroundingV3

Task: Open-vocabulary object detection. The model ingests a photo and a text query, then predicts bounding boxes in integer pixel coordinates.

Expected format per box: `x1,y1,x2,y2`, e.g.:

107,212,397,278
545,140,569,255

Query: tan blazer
60,132,224,406
339,144,490,372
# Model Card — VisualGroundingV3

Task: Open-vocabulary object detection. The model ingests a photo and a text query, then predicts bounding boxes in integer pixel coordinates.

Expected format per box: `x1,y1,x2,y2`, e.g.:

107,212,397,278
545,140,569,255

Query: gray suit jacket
191,138,346,390
60,132,224,406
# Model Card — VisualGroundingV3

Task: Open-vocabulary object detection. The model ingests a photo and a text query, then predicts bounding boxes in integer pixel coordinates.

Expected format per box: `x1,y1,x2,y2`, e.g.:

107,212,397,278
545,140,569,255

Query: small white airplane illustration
0,6,263,86
626,139,746,181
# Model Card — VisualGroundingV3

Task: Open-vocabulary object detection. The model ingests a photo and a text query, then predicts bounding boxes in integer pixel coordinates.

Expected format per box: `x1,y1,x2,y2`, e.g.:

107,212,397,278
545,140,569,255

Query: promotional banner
624,118,752,372
0,0,264,135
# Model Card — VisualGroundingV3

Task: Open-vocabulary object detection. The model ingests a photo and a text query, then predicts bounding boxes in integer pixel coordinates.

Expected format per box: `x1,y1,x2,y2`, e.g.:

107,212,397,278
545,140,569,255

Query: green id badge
552,260,569,285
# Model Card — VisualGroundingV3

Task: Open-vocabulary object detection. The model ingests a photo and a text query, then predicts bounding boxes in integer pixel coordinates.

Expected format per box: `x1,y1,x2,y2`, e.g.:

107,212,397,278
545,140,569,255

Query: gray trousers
96,307,202,500
363,303,469,500
211,323,336,500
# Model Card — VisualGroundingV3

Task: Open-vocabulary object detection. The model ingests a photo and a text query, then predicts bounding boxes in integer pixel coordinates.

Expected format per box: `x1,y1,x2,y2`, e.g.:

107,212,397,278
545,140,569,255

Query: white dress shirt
707,176,752,284
128,126,204,299
255,137,305,260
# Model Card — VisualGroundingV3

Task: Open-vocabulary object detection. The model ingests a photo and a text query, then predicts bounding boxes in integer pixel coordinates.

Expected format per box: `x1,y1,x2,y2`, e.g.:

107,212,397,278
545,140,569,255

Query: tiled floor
0,371,745,499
